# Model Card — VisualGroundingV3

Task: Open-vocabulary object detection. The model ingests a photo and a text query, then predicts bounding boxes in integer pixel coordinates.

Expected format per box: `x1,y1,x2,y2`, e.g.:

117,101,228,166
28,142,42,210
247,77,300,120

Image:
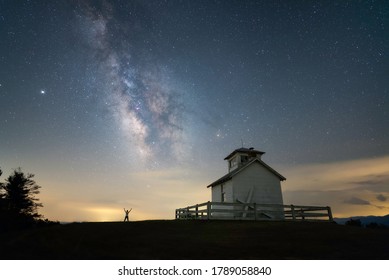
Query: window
241,155,249,163
221,185,226,202
230,158,237,168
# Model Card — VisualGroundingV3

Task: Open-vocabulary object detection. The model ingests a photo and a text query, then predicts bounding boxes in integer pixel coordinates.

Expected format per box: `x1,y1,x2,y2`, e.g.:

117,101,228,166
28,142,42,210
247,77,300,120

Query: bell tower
224,147,265,172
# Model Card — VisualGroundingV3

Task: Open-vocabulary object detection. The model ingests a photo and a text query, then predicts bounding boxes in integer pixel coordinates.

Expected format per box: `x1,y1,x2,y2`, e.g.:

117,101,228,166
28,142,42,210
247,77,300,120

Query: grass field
1,220,388,259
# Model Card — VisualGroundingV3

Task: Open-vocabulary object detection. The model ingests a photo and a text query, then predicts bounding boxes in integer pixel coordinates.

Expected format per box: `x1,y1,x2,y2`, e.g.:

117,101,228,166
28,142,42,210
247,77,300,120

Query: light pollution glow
35,155,389,222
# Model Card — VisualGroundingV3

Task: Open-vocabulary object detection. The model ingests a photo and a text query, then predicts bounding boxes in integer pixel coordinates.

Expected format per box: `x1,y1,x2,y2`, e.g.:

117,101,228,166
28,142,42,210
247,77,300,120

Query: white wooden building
207,147,286,219
176,147,333,221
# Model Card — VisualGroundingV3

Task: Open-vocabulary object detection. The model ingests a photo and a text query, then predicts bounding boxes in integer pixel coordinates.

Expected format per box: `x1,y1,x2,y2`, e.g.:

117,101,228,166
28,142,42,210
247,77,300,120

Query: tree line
0,167,57,231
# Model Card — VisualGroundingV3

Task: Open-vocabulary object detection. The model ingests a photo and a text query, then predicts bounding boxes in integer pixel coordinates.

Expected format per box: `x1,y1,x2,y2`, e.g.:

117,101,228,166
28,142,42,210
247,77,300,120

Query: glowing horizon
1,1,388,222
29,154,389,222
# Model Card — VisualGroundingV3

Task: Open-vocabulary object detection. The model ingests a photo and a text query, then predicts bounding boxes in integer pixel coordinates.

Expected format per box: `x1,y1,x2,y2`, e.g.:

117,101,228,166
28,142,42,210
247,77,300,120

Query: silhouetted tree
1,168,43,220
366,222,379,229
345,218,362,227
366,222,387,229
0,167,4,210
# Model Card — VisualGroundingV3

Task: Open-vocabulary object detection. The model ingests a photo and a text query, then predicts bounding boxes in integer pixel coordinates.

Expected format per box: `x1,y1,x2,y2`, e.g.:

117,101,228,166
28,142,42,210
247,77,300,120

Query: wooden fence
175,201,333,222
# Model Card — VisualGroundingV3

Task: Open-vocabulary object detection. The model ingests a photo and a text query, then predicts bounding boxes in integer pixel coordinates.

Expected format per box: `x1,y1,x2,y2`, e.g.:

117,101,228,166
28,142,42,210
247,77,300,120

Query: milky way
76,2,189,165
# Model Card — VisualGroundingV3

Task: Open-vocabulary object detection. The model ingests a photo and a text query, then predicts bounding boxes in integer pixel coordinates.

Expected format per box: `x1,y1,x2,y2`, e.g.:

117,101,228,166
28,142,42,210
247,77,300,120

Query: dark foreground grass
1,220,389,259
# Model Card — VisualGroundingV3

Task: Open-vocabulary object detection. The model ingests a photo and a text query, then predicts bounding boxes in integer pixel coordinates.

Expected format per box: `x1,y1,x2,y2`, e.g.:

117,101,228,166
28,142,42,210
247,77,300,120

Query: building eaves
206,158,286,188
224,147,265,160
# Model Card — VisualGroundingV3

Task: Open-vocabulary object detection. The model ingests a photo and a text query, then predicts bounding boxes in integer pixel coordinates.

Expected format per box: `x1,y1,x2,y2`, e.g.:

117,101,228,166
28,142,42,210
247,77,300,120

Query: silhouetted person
124,208,132,222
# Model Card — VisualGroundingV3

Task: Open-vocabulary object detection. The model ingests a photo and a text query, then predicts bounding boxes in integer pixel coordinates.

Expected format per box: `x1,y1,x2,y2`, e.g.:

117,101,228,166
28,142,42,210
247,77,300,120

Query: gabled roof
206,158,286,188
224,147,265,160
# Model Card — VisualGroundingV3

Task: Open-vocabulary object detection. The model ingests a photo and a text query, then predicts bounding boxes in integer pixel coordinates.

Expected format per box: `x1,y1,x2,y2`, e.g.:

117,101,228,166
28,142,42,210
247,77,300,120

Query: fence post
291,205,296,220
327,206,333,222
207,201,211,220
195,204,199,219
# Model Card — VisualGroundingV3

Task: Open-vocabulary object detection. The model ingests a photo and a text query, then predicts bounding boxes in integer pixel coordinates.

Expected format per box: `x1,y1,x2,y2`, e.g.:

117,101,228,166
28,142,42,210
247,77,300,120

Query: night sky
1,0,388,221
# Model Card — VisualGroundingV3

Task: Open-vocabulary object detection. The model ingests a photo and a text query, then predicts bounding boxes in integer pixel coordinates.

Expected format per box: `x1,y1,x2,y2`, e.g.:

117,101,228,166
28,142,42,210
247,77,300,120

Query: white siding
211,185,222,202
223,181,233,203
211,181,233,202
210,160,285,220
232,162,284,219
232,162,283,204
211,181,234,218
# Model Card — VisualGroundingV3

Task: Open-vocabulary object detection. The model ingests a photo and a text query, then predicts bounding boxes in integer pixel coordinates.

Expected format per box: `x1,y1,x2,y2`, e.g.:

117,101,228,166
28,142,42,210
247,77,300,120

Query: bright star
40,90,46,95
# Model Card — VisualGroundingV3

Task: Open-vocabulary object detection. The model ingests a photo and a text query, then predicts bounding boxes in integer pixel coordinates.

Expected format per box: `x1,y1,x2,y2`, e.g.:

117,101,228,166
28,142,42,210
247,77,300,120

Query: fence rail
175,201,333,222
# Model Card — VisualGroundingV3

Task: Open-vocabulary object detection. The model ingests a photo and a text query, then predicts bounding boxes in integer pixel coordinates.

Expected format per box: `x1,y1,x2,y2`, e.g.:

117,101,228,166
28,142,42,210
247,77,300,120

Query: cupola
224,147,265,172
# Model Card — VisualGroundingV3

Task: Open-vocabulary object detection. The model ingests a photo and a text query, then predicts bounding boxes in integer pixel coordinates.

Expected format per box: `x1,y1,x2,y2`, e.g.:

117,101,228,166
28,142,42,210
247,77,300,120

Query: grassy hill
335,214,389,227
1,220,389,259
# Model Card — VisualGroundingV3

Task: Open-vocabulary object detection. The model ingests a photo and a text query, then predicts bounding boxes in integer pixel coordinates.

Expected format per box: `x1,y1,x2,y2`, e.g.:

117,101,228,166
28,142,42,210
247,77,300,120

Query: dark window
221,185,225,202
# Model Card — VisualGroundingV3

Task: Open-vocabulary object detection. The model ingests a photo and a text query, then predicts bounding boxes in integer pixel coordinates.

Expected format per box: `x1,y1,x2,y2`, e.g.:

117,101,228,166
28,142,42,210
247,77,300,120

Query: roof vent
249,147,254,150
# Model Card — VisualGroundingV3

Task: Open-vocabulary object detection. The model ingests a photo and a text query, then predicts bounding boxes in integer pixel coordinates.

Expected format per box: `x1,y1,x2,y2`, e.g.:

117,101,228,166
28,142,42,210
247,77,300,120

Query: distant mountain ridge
334,214,389,226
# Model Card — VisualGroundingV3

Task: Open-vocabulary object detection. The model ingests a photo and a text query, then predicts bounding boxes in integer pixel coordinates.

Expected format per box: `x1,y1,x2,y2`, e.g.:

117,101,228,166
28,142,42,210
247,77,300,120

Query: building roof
206,158,286,188
224,147,265,160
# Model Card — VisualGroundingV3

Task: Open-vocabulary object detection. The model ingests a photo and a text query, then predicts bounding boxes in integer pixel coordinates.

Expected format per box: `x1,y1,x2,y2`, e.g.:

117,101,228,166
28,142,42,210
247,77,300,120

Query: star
40,90,46,95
